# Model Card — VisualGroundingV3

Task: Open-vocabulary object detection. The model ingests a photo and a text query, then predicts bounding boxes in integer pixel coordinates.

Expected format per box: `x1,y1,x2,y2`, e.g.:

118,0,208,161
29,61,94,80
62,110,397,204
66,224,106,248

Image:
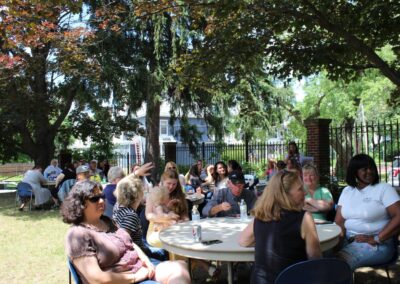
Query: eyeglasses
88,194,105,203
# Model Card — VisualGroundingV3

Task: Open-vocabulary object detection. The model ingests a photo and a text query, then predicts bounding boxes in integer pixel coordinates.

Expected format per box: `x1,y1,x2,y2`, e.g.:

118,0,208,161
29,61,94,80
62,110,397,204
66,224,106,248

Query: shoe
51,204,60,209
19,203,25,211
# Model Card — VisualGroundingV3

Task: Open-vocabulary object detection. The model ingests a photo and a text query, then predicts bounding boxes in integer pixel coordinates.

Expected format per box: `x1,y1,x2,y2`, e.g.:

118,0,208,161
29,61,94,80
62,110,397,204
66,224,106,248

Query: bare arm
301,212,322,259
209,202,231,217
305,198,334,213
239,219,255,247
55,173,65,188
132,243,155,280
73,256,138,284
334,206,346,238
378,201,400,241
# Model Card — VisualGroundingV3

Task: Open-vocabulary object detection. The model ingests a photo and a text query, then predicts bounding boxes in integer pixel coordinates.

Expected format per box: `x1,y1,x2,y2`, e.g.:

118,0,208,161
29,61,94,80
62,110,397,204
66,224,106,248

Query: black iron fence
173,140,306,173
109,141,306,177
330,120,400,186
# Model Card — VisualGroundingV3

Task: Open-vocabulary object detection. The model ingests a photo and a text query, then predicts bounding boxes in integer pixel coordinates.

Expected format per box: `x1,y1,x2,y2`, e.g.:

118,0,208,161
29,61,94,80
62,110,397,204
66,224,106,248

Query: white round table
159,217,341,284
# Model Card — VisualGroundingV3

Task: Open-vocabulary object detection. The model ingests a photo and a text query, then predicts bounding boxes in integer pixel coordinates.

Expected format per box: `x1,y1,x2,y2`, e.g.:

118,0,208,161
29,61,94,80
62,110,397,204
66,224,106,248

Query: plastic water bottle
192,205,200,221
240,199,247,220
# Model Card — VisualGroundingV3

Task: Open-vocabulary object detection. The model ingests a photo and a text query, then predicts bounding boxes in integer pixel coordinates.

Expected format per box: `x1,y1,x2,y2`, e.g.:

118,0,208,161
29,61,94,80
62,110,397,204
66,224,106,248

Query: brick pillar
163,142,177,163
305,118,332,185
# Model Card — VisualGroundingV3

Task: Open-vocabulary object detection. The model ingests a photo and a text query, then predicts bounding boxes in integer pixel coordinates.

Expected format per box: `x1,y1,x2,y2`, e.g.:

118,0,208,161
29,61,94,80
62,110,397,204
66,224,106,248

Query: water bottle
192,205,200,221
240,199,247,220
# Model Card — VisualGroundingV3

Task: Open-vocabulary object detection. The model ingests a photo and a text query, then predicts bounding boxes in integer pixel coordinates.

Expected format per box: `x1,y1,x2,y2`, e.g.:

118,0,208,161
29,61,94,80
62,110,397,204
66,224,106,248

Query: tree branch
301,0,400,88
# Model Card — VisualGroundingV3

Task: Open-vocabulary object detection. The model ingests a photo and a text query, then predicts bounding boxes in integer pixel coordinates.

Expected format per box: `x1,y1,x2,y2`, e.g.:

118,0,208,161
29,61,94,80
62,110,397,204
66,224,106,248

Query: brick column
163,142,177,163
305,118,332,185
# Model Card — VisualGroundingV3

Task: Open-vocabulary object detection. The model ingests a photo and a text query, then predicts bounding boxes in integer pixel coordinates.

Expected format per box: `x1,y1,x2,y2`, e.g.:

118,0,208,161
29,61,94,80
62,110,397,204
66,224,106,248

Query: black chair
275,258,353,284
67,259,81,284
16,182,34,211
355,235,399,284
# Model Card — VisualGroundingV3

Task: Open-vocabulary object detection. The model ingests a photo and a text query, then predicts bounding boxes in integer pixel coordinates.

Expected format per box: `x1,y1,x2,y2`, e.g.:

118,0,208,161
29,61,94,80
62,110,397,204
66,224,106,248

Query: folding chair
275,258,353,284
67,259,81,284
16,182,34,211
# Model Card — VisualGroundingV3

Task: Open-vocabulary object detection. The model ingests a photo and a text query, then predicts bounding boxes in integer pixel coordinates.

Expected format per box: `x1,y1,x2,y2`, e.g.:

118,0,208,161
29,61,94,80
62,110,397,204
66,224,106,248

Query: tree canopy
0,1,139,166
137,0,400,104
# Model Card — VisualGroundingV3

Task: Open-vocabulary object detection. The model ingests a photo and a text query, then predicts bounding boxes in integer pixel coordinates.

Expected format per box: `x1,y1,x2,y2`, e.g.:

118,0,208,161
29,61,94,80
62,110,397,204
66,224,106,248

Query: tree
0,1,138,167
136,0,400,104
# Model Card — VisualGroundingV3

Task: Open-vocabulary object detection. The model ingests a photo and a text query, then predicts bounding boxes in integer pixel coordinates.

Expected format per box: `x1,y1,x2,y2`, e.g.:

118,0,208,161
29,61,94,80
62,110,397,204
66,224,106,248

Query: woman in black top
239,170,321,284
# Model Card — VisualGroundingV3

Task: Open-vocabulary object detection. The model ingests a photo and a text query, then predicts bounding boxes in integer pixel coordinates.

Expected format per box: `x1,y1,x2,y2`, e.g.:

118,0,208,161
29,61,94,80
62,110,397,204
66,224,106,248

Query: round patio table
159,217,341,284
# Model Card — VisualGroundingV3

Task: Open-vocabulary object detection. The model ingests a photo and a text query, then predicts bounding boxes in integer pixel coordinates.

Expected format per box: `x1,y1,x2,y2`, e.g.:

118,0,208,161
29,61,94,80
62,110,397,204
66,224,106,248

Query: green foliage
139,0,400,104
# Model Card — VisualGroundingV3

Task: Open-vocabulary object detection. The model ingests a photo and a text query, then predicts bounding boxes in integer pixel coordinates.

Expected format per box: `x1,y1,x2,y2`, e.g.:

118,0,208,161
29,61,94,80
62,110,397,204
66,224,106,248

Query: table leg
188,258,193,279
227,262,233,284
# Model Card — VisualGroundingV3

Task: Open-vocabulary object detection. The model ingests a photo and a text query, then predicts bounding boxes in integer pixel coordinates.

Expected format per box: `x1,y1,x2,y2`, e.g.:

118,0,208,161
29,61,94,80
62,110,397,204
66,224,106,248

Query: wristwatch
373,235,381,244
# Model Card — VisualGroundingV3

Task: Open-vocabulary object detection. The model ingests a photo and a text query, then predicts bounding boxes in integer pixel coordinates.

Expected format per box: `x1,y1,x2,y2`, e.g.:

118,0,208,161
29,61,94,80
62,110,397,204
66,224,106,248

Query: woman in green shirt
302,164,334,221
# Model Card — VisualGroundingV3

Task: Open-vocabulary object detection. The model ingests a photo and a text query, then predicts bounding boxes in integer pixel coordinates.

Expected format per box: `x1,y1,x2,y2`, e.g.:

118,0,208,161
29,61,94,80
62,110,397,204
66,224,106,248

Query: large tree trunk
330,119,355,180
145,95,161,183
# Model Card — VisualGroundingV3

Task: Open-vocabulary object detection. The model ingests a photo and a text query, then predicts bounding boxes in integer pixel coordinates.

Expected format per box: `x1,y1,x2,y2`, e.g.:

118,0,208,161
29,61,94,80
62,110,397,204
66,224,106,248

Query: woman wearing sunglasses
239,170,321,284
62,179,190,284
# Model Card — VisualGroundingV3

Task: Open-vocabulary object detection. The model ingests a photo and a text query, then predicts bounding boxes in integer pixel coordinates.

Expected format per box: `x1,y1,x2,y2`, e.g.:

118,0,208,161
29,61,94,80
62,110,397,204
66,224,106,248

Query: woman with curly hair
62,175,190,284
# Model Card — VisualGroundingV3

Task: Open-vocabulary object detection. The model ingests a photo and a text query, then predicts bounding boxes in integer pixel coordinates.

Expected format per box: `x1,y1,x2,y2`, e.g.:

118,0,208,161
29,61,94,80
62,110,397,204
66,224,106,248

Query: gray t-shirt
202,187,257,217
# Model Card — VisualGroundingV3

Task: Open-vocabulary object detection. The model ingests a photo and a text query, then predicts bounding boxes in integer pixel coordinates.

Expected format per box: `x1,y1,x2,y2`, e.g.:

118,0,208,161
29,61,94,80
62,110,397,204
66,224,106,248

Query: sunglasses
88,194,105,203
168,167,176,170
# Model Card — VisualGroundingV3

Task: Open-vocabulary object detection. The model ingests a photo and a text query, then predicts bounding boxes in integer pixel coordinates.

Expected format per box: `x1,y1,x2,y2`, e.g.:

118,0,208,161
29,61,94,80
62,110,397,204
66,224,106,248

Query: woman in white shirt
335,154,400,270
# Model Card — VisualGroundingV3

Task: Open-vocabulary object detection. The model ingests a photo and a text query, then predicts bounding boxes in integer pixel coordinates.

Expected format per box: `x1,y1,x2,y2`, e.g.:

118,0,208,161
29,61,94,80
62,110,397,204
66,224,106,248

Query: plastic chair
275,258,353,284
16,182,34,211
355,235,399,284
67,259,81,284
103,198,114,218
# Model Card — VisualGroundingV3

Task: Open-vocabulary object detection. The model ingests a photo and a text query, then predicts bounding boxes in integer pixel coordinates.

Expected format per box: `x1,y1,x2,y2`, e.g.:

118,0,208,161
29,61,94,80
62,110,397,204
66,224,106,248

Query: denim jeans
336,236,395,270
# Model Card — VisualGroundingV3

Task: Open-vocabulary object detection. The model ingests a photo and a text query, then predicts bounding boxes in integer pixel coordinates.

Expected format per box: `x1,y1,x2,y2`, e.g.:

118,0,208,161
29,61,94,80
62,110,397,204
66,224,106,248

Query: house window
160,120,168,135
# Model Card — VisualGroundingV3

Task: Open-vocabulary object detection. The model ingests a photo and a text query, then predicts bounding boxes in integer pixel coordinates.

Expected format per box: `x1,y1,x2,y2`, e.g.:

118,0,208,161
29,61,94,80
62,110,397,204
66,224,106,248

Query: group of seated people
18,158,110,210
60,152,400,284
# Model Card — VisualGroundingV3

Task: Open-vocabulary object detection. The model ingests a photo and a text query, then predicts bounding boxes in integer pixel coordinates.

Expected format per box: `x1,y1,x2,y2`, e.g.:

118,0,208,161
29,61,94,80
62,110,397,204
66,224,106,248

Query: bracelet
373,235,381,244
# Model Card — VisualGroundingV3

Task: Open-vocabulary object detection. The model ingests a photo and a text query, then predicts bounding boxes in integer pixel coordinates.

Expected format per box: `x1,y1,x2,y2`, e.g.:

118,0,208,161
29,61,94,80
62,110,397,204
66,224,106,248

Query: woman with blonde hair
239,170,321,284
113,172,169,262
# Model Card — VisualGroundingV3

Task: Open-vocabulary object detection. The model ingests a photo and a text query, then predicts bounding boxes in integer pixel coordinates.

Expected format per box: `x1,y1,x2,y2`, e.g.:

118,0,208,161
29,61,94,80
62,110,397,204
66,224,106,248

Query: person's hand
133,267,150,282
354,234,377,245
220,202,231,211
134,162,154,177
167,211,180,220
143,260,155,279
303,204,317,212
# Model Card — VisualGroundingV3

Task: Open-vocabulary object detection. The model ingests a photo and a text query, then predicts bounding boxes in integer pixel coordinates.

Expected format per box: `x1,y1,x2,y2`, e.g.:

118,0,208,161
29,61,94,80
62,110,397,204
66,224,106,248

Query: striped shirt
113,205,144,249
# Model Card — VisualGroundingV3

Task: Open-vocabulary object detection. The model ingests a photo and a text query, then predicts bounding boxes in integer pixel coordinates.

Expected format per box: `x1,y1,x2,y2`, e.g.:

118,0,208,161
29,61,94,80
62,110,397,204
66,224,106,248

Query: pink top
65,217,142,284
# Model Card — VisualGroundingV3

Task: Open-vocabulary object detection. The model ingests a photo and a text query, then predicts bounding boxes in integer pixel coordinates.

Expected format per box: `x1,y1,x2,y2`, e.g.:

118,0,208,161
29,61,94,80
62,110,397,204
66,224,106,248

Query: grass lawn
0,192,69,284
